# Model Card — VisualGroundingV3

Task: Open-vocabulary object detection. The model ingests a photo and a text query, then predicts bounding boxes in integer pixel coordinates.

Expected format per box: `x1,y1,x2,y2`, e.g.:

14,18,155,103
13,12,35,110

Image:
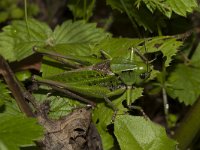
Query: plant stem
24,0,31,38
126,86,132,105
157,24,162,36
0,56,34,117
160,65,170,127
173,96,200,150
188,41,199,59
162,87,169,126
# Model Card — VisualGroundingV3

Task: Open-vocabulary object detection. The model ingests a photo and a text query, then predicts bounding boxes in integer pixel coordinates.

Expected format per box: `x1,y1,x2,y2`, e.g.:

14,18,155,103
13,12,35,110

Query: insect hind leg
103,96,118,123
128,105,148,119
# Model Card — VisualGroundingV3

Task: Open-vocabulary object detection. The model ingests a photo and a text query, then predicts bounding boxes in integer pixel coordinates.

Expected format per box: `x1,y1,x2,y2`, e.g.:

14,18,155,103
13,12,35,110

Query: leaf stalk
173,97,200,149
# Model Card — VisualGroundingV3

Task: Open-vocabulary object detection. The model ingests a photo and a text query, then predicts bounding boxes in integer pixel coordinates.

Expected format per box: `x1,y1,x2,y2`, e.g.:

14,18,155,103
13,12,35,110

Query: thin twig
0,55,34,117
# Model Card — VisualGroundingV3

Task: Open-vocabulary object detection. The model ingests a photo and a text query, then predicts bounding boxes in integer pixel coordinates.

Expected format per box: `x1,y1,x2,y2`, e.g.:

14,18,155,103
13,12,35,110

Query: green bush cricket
33,44,152,119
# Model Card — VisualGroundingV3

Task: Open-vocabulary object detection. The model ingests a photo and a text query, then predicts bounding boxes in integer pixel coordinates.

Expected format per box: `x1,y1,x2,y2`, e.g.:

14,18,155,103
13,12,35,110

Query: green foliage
0,31,16,62
166,0,197,17
29,20,183,149
48,96,80,119
33,85,82,119
0,81,14,106
42,20,109,76
0,113,43,150
0,19,52,62
107,0,159,32
0,81,43,150
127,87,144,104
93,103,116,149
0,19,108,64
0,0,199,149
135,0,197,17
107,0,197,32
0,81,21,114
0,0,39,23
141,36,182,67
114,115,177,150
167,64,200,105
0,18,186,150
36,35,182,110
93,93,127,149
92,36,182,67
15,70,31,81
67,0,96,21
135,0,172,18
53,20,109,55
166,42,200,105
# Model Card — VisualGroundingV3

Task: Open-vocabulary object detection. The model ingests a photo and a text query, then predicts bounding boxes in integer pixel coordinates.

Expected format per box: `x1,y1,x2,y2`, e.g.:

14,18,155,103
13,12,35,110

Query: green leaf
48,96,81,119
0,86,21,115
0,30,16,62
135,0,172,18
67,0,96,20
93,93,127,150
106,0,197,32
15,70,31,81
107,0,158,32
33,86,82,119
128,87,143,104
167,64,200,105
53,20,109,54
42,20,109,77
0,19,52,62
135,0,197,18
114,115,177,150
93,37,143,58
166,0,197,17
93,36,182,67
0,80,14,106
0,113,43,150
93,103,115,150
142,36,182,67
12,19,53,60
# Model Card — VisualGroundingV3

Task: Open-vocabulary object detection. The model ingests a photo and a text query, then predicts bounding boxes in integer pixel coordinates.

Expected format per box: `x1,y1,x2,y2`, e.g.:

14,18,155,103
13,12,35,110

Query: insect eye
139,73,146,79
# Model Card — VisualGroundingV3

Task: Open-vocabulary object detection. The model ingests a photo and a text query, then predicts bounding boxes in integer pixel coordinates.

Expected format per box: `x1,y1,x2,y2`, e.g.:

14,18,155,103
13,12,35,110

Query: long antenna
133,48,148,63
